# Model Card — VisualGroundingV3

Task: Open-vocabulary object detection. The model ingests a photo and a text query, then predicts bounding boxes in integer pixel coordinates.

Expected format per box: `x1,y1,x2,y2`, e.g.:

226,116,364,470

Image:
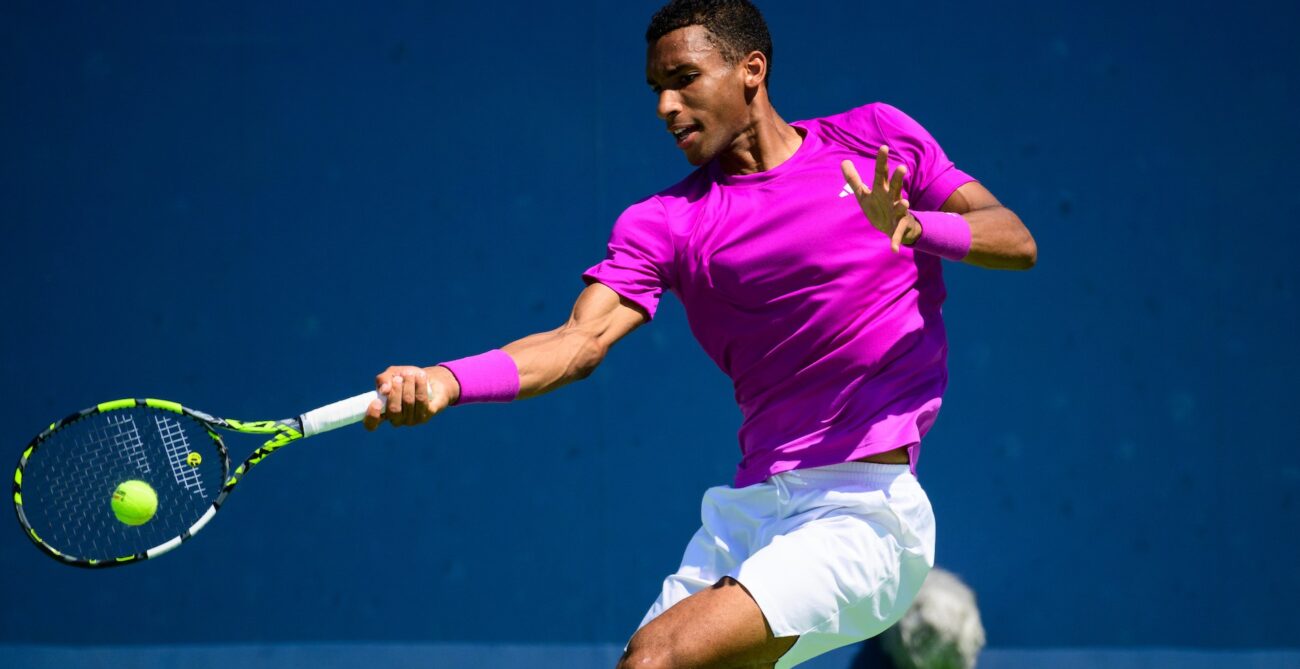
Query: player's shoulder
803,101,923,152
808,101,895,126
621,165,714,220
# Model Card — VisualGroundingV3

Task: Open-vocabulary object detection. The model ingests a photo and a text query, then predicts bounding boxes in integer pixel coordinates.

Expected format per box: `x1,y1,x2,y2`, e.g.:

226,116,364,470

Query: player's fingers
363,397,385,431
413,371,435,418
374,370,393,395
892,218,907,253
401,369,419,423
889,164,906,199
841,160,868,196
873,145,889,191
366,374,392,430
387,375,405,425
400,371,418,424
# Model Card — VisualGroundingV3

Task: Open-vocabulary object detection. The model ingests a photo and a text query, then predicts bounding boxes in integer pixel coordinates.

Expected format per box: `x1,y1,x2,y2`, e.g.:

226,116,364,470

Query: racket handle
301,391,385,437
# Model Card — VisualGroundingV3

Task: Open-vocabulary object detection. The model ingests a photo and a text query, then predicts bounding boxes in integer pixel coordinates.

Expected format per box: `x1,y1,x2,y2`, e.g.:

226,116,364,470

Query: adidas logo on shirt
839,184,854,198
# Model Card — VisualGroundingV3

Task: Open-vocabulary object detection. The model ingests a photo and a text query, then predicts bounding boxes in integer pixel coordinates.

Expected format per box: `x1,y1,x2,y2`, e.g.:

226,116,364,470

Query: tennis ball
111,480,158,526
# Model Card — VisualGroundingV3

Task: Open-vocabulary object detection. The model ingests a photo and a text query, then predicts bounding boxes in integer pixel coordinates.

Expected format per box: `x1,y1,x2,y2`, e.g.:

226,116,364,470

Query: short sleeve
868,104,975,212
582,196,675,320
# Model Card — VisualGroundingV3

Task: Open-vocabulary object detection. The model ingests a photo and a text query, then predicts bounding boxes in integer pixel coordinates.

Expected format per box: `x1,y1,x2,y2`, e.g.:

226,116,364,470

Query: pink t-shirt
584,103,975,487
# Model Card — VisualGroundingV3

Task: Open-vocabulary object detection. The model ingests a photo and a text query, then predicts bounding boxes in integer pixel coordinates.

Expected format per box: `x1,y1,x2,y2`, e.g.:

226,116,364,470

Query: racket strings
20,407,225,560
109,413,152,474
157,415,209,499
39,415,150,556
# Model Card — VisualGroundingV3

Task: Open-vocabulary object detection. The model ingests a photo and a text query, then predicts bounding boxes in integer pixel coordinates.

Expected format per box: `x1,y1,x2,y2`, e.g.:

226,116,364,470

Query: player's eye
649,71,698,94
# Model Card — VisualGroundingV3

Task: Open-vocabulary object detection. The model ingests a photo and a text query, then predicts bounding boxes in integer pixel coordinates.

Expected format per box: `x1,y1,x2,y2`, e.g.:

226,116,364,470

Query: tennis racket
12,391,382,568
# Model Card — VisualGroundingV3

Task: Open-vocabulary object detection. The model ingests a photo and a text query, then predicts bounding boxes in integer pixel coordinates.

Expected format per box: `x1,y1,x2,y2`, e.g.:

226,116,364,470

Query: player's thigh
618,576,797,669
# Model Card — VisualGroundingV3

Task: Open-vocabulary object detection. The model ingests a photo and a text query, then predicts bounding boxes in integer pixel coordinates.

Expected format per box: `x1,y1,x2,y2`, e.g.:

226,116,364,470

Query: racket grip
301,391,385,437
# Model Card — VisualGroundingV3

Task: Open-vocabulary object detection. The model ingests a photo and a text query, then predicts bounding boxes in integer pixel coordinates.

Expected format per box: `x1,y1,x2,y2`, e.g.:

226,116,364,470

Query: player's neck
717,101,803,177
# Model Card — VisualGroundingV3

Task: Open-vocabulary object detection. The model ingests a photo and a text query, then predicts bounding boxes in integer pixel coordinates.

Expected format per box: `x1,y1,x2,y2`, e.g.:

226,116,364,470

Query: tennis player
364,1,1035,667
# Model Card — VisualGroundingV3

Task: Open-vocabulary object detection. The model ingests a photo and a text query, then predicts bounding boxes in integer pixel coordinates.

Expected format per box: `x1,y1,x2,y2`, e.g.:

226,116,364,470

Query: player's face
646,26,752,166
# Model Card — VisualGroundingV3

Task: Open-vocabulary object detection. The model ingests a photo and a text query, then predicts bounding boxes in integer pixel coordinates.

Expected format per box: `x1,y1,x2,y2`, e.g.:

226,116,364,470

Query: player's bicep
939,180,1001,215
570,281,648,349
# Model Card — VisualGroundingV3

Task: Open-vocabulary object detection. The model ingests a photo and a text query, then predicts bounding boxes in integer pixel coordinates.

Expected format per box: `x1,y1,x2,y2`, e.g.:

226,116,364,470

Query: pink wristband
910,210,972,261
437,349,520,405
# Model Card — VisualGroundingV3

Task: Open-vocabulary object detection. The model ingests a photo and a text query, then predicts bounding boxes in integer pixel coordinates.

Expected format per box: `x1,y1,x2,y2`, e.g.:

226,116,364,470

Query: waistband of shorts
773,461,913,486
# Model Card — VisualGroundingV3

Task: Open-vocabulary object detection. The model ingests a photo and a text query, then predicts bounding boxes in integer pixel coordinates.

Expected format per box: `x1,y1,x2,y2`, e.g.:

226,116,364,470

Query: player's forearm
499,325,607,400
954,206,1036,270
424,284,640,406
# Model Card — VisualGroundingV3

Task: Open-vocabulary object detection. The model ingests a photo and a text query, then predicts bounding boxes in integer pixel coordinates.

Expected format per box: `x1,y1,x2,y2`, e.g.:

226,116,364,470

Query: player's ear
742,50,767,89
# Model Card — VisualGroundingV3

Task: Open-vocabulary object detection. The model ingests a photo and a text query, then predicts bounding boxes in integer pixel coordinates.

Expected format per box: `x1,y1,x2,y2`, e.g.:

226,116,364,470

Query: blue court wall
1,0,1296,651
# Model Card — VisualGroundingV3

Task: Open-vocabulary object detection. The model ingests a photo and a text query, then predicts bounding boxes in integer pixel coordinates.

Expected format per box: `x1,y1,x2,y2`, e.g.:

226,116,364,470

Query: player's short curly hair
645,0,773,86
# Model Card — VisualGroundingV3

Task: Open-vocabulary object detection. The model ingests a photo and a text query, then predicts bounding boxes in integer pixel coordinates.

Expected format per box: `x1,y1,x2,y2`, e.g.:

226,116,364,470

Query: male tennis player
364,1,1035,667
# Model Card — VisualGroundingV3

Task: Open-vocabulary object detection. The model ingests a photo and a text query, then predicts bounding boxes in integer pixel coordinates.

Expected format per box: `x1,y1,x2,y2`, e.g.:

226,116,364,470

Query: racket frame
13,398,304,568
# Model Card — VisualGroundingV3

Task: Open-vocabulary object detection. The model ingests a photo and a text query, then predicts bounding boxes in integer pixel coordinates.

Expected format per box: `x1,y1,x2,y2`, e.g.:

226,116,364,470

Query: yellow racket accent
145,398,183,413
96,399,135,412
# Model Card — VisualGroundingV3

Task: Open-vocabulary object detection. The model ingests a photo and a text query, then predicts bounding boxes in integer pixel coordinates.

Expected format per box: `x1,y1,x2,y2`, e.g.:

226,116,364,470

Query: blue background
2,0,1297,653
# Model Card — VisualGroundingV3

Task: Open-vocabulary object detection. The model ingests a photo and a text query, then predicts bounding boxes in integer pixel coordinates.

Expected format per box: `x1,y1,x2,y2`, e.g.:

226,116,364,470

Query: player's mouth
671,124,700,149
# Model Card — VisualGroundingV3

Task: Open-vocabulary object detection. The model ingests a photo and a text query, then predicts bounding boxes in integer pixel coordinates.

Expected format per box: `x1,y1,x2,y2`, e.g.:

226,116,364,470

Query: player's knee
616,634,679,669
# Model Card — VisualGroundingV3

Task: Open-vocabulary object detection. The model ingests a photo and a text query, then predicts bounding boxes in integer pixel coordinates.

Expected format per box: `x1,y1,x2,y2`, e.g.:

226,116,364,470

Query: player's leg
623,482,790,669
622,463,932,668
734,463,936,668
618,575,796,669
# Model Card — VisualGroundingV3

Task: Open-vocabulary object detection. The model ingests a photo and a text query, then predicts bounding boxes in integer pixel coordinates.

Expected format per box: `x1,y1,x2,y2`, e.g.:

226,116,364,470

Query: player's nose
657,89,681,121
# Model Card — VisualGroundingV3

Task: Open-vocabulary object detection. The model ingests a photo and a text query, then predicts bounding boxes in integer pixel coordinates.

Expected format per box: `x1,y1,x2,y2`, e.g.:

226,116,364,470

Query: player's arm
362,282,646,429
504,282,647,399
842,148,1036,270
938,180,1037,270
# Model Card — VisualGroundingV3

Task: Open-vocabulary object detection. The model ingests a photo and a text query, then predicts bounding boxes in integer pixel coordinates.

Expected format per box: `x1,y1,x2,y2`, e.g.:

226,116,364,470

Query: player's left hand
842,145,921,253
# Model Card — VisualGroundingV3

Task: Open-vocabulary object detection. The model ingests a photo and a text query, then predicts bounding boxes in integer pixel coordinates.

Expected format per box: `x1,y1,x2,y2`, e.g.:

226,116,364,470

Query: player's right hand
363,365,456,430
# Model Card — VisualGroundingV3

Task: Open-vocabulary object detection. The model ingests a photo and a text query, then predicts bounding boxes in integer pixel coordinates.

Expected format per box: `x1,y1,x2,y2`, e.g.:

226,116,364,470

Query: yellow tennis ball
111,480,158,526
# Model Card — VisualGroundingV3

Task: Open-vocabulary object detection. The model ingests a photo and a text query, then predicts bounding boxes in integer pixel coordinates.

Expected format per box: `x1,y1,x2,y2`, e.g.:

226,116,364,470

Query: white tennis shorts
637,461,936,668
